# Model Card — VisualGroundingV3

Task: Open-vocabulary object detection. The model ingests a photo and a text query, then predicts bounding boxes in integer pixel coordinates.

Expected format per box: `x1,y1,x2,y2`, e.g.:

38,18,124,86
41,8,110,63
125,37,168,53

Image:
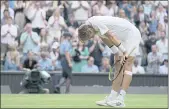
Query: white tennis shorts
119,26,142,57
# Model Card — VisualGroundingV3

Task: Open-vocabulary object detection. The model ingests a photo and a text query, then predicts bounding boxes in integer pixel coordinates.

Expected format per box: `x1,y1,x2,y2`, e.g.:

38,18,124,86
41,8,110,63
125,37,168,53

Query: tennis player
78,16,142,107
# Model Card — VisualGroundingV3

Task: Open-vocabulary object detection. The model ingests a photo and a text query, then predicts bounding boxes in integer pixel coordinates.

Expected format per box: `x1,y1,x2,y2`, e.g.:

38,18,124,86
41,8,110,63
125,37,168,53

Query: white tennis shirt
85,16,142,56
85,16,140,41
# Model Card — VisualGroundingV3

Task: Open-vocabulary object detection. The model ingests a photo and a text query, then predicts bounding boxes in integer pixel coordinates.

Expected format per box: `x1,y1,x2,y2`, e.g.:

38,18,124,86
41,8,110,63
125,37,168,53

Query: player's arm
100,30,128,65
88,19,126,54
100,30,126,55
104,30,126,54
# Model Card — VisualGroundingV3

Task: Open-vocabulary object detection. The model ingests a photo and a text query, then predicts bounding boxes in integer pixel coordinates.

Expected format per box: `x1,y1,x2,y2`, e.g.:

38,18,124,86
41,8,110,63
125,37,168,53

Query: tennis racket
108,47,136,81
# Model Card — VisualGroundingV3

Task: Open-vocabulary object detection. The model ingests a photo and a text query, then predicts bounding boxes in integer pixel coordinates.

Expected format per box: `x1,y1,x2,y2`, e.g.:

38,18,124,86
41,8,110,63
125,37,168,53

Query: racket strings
108,47,136,81
109,60,125,81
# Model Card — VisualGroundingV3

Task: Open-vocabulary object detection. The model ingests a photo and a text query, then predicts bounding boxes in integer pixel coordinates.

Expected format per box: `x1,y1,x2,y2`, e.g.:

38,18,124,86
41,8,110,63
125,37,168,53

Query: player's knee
124,70,132,76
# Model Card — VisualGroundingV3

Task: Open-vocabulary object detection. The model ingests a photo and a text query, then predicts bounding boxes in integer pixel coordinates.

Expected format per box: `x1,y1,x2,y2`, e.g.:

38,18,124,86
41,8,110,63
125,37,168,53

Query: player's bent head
78,24,95,43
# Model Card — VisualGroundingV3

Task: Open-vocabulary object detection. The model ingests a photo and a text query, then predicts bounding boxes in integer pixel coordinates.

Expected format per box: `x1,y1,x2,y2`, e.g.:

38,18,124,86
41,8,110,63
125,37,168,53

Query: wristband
110,45,119,54
117,43,126,53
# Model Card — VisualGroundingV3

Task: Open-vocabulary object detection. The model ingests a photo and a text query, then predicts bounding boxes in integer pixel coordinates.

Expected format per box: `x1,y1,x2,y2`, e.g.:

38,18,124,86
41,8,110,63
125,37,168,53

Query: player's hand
68,63,72,68
120,52,128,65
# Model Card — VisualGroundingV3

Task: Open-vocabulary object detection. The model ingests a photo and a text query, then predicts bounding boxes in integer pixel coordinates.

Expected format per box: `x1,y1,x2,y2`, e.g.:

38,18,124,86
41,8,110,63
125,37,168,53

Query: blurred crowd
1,0,168,74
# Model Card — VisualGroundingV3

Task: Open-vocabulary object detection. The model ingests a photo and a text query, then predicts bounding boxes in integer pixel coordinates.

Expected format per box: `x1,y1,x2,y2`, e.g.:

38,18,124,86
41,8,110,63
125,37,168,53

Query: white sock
118,90,126,100
109,90,118,98
120,90,126,97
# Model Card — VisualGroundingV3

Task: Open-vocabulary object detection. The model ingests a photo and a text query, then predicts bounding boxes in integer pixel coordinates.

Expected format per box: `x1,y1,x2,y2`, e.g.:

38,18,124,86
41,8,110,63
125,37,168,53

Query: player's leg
96,54,123,106
112,54,124,92
107,56,135,107
119,56,134,99
107,36,138,107
121,57,134,90
116,33,141,104
96,36,125,106
113,32,140,104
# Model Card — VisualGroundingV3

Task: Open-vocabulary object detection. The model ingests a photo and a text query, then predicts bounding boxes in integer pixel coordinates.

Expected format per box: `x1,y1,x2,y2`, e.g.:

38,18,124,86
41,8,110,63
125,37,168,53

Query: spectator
105,1,115,16
139,21,149,41
156,31,168,61
132,59,145,74
144,32,157,54
67,14,79,29
48,8,67,42
39,28,51,52
14,1,26,34
147,44,163,74
155,1,168,8
134,5,149,28
4,42,21,71
130,6,137,24
156,22,165,40
102,45,113,58
23,51,38,70
40,1,50,12
58,1,70,25
45,1,54,21
109,1,119,16
50,1,59,10
67,14,79,39
24,1,34,23
0,0,168,76
120,0,132,19
71,1,90,24
118,9,128,20
92,1,108,16
159,59,168,74
148,11,158,33
81,56,99,73
156,3,167,28
26,1,47,34
1,17,17,44
20,23,40,57
87,36,105,68
1,17,17,60
1,9,10,25
50,42,62,70
1,1,14,20
71,41,89,72
99,57,111,72
143,1,153,17
37,51,54,71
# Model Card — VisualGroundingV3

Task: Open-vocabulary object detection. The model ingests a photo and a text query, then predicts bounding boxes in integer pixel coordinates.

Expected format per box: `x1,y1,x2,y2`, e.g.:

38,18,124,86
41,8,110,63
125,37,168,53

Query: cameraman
71,41,89,72
19,69,50,94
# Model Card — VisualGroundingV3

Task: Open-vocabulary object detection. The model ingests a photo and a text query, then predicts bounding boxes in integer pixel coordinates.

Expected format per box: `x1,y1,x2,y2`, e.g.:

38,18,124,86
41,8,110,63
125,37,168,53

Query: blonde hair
102,57,110,63
78,24,95,42
7,50,20,66
8,41,18,51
